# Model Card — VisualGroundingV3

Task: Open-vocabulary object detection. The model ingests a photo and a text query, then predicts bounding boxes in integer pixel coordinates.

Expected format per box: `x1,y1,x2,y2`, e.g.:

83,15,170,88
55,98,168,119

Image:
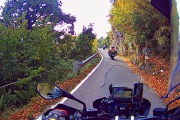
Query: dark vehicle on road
108,47,117,60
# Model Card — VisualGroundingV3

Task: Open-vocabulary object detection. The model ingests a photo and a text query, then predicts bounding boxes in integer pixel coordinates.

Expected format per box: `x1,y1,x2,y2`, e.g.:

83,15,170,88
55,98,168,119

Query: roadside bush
130,54,141,66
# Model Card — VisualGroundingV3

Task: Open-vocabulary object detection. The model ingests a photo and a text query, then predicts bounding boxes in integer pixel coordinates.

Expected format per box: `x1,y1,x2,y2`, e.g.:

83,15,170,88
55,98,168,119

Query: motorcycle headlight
49,117,65,120
47,109,68,120
49,118,57,120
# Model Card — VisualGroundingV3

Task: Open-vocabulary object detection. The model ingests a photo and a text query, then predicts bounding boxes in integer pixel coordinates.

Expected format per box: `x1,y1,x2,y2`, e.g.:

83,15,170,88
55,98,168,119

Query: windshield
167,0,180,94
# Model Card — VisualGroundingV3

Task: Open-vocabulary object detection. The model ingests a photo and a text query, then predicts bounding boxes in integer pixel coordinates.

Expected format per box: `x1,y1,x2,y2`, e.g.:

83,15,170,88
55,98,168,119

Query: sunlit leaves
109,0,169,42
153,26,171,46
92,38,99,53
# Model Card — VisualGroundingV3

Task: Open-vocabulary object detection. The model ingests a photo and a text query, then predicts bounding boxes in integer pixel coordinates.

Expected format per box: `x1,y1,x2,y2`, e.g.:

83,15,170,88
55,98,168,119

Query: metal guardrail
0,52,99,89
73,52,99,74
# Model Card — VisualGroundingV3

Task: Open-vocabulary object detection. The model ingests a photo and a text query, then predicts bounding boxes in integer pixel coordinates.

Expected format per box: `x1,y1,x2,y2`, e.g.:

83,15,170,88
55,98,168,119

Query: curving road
63,48,165,115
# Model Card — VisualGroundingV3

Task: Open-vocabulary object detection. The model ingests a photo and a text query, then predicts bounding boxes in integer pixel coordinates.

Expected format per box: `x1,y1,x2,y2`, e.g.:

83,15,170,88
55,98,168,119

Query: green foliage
73,25,96,60
0,93,6,112
2,0,61,28
55,33,76,59
0,15,77,119
101,36,110,48
92,39,99,53
50,59,75,81
0,0,82,119
98,37,104,47
64,72,77,80
0,21,30,83
0,90,17,112
0,22,55,84
154,26,171,46
2,0,76,34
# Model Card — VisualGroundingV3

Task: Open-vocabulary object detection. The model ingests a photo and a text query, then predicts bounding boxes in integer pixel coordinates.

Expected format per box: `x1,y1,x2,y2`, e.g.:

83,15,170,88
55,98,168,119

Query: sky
0,0,112,38
60,0,112,38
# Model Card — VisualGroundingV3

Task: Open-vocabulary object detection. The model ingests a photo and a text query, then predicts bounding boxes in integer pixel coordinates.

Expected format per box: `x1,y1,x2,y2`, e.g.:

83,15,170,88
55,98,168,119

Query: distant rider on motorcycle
108,46,117,60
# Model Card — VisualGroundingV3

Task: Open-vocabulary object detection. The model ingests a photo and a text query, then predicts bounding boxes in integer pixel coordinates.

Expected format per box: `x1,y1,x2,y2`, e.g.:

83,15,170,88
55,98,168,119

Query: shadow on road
111,58,124,62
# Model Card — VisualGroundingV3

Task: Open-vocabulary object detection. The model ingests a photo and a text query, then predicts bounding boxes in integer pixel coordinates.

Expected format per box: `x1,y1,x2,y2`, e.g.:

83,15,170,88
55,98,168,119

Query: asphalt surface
63,48,165,115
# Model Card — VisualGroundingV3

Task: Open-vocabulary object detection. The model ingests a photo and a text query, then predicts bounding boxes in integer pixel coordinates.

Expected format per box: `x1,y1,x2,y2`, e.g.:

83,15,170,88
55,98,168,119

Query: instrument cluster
112,87,132,100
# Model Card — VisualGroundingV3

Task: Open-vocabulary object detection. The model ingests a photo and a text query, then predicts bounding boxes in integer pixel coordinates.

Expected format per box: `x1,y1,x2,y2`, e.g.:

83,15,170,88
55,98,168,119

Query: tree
2,0,76,34
0,20,76,114
102,36,110,48
0,21,30,85
109,0,169,40
98,36,104,47
73,24,96,60
92,38,99,53
0,0,77,116
109,0,170,56
0,0,77,88
54,31,76,59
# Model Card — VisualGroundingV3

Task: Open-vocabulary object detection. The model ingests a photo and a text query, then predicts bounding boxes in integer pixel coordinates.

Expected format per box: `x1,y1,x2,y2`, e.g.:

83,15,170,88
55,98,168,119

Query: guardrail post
73,52,99,75
73,60,82,75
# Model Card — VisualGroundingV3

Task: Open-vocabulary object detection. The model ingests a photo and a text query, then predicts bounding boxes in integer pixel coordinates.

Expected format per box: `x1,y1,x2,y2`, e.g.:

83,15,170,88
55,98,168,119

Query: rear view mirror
36,83,63,100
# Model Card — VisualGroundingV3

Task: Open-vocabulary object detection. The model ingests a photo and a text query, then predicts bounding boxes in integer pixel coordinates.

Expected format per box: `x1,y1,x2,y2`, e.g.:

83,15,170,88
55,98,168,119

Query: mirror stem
73,97,87,117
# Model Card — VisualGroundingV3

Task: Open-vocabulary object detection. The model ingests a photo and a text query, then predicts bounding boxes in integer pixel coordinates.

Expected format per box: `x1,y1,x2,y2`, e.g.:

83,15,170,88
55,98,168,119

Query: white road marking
36,50,103,119
61,50,103,103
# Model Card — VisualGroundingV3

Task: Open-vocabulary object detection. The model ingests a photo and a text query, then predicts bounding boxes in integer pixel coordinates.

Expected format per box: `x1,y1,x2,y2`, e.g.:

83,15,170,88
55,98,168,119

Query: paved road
63,48,165,115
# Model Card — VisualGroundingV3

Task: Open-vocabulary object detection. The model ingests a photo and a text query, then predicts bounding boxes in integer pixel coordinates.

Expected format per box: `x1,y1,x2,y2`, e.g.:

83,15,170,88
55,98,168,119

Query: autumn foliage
120,56,180,110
